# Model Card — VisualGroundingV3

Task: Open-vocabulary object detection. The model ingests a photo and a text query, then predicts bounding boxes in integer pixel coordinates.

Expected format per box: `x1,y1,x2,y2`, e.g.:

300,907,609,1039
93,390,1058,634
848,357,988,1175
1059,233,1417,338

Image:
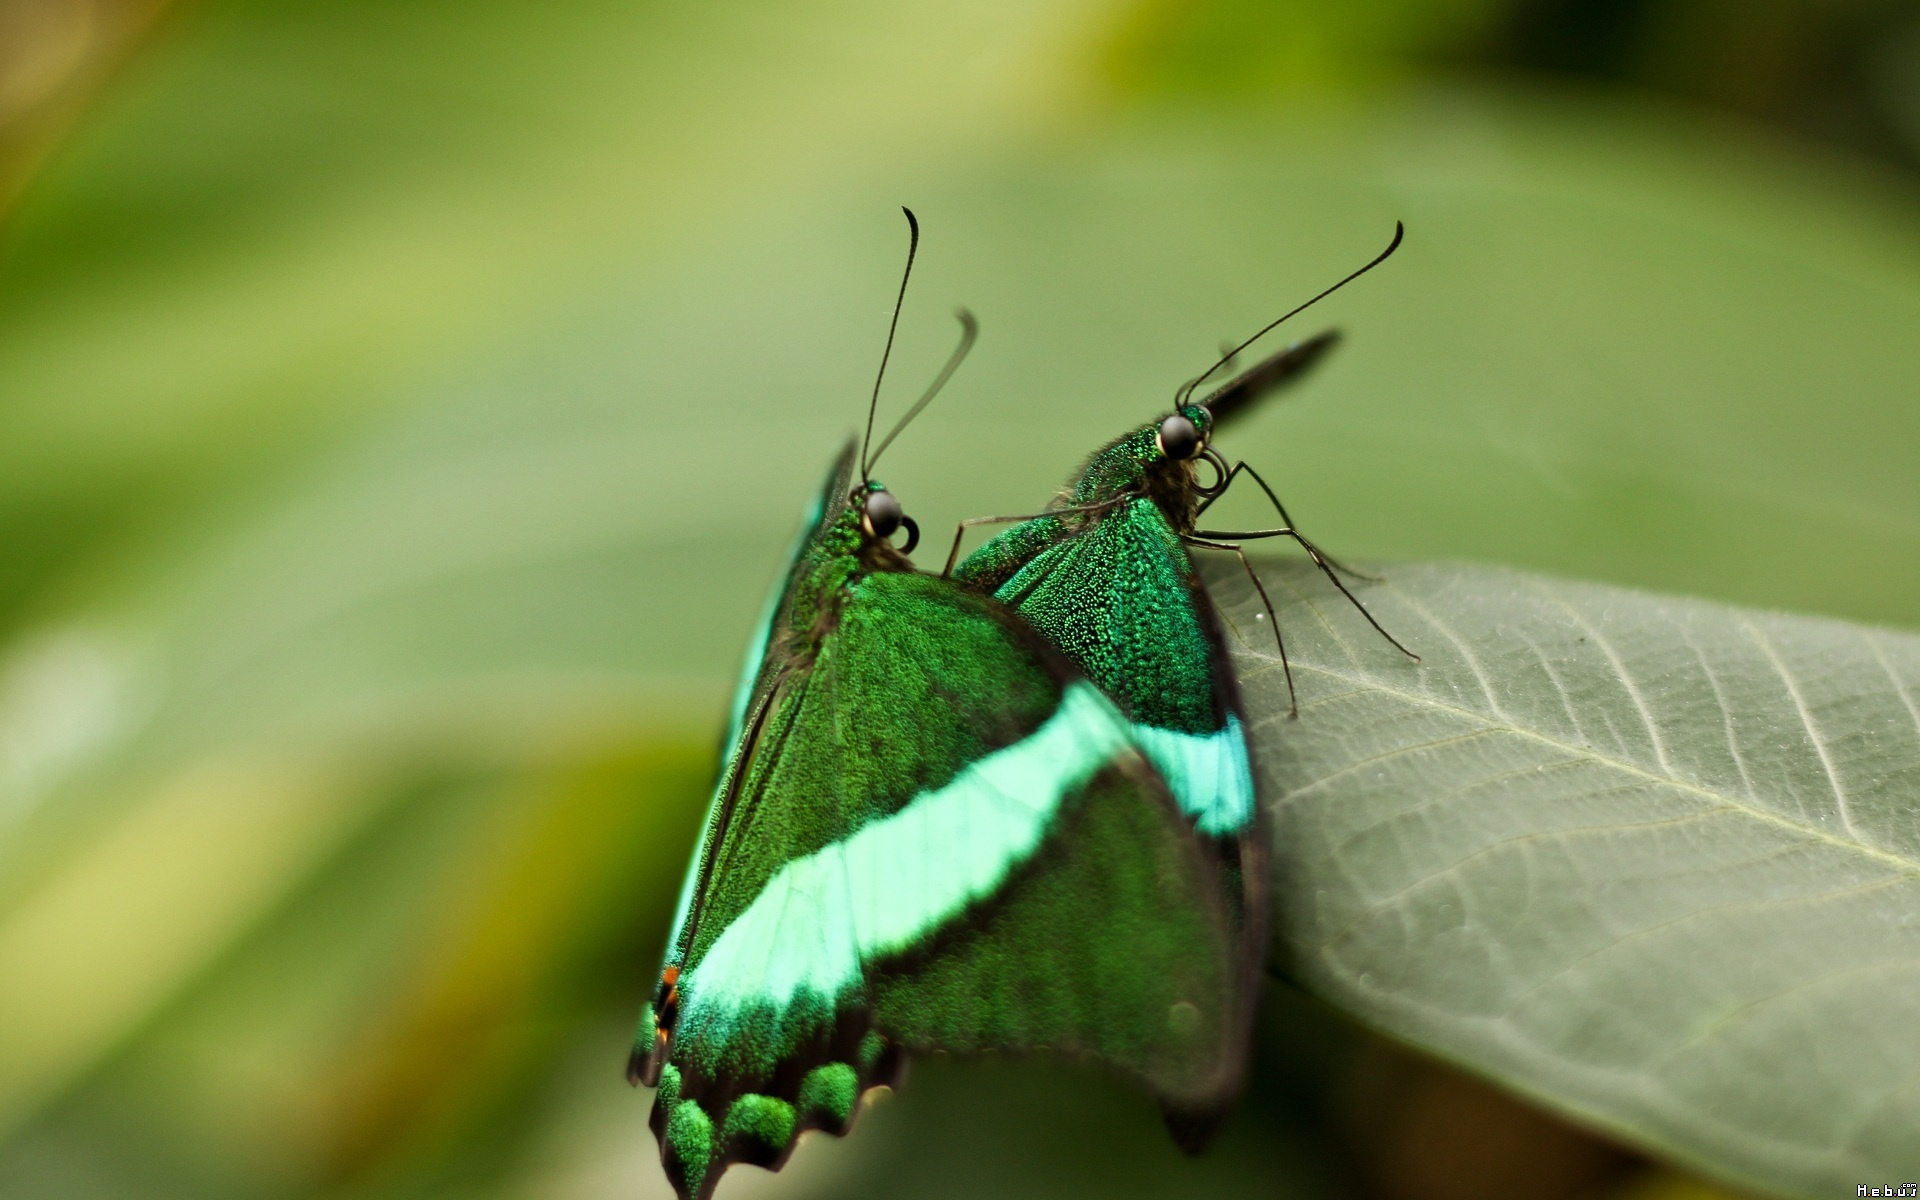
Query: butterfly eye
1156,413,1202,461
862,489,903,539
861,489,919,554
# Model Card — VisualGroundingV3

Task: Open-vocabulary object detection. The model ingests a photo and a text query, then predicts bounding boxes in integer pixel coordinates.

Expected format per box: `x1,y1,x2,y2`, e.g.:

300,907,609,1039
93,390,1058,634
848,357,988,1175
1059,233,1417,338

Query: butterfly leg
1183,536,1299,718
940,496,1130,577
1193,460,1378,582
942,515,1020,577
1230,462,1379,582
1191,524,1419,663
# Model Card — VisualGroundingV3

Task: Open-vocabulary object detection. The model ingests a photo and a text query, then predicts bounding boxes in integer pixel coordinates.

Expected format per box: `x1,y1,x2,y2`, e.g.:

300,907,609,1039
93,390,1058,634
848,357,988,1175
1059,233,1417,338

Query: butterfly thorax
1064,405,1214,535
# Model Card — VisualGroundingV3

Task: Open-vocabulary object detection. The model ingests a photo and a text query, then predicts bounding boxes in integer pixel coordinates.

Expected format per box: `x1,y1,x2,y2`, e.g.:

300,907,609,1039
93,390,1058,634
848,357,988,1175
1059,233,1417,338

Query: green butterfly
631,212,1247,1200
944,223,1418,986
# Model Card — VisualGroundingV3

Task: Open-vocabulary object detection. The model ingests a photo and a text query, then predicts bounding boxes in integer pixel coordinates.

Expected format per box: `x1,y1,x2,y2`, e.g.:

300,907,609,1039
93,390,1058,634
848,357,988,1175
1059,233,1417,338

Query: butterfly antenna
1176,221,1403,408
861,206,921,482
866,308,978,474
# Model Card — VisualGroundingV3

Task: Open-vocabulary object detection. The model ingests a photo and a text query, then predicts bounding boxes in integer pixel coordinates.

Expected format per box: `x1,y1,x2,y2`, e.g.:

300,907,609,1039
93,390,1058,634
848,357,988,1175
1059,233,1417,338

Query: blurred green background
1,1,1916,1197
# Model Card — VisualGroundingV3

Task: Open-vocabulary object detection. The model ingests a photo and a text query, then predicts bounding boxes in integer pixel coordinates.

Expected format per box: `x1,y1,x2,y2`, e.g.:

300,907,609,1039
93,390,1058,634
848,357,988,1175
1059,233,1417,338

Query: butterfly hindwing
639,446,1241,1200
869,749,1242,1108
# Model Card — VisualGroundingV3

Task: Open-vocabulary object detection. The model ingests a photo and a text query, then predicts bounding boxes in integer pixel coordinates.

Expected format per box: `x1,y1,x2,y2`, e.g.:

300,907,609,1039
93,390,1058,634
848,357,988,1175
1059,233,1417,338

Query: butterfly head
1150,402,1233,508
1069,402,1229,519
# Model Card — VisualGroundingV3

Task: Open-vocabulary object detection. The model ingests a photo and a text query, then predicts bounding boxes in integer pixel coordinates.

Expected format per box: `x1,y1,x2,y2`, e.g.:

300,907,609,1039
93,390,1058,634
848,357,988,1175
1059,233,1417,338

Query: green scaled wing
633,444,1242,1200
951,413,1280,1121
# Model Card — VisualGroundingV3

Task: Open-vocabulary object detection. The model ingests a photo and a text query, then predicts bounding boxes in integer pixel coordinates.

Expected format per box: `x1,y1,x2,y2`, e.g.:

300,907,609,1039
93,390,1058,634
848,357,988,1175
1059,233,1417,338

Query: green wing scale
633,445,1243,1200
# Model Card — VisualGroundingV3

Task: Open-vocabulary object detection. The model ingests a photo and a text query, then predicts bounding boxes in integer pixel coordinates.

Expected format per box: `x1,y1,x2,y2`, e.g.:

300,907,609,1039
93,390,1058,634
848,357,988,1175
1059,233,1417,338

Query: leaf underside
1218,557,1920,1200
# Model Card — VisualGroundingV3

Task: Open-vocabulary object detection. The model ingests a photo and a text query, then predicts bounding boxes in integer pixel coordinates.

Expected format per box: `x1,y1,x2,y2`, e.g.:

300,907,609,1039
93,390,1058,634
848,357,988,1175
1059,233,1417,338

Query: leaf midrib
1239,653,1920,879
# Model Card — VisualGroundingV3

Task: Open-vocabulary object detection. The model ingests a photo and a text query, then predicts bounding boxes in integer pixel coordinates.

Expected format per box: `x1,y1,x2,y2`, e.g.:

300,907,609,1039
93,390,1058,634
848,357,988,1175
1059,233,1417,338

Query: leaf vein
1675,621,1759,803
1318,806,1735,955
1262,656,1920,878
1523,575,1675,776
1739,616,1857,842
1863,630,1920,748
1655,955,1920,1075
1274,727,1509,810
1320,756,1600,866
1390,588,1511,723
1492,866,1909,1024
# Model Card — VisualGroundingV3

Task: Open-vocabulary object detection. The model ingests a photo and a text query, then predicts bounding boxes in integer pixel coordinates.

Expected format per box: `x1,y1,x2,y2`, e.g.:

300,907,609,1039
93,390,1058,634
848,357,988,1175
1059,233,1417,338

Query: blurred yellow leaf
0,751,373,1137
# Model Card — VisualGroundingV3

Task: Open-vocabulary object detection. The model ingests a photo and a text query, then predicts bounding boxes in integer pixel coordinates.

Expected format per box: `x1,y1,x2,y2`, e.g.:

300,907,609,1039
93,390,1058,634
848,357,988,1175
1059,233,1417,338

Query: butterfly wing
641,460,1241,1200
954,496,1268,1099
957,498,1262,832
1198,329,1340,425
986,501,1257,832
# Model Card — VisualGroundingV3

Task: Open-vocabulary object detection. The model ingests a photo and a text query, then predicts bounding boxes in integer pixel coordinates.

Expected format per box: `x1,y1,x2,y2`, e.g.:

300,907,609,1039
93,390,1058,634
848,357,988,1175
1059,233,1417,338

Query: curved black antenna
861,207,921,482
866,308,979,475
1175,221,1403,408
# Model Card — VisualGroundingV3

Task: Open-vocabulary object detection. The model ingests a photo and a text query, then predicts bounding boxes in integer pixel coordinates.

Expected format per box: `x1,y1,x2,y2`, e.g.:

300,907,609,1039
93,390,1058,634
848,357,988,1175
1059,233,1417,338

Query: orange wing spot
662,965,680,987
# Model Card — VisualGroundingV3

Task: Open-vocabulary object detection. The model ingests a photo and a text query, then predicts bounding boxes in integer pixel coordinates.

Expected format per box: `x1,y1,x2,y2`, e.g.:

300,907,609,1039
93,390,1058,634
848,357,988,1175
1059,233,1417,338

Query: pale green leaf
1225,556,1920,1199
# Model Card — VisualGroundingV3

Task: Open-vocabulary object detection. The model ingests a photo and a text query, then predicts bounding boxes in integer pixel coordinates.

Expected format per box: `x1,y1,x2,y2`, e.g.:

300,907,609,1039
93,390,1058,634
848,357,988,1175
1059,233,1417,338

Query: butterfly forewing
646,451,855,1048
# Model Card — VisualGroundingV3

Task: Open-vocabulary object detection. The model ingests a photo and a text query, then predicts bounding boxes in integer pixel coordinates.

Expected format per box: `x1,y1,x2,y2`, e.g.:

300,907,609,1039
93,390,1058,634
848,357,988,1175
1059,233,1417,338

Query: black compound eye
1157,413,1201,461
862,489,904,539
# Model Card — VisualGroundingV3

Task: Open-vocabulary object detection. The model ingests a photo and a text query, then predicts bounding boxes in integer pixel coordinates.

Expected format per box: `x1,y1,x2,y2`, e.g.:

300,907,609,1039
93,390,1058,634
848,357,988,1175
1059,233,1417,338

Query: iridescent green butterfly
945,224,1419,1001
630,211,1246,1200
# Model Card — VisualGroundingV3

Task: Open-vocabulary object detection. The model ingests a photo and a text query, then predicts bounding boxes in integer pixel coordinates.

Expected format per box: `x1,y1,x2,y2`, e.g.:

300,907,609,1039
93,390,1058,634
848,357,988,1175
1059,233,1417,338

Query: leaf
1219,556,1920,1199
